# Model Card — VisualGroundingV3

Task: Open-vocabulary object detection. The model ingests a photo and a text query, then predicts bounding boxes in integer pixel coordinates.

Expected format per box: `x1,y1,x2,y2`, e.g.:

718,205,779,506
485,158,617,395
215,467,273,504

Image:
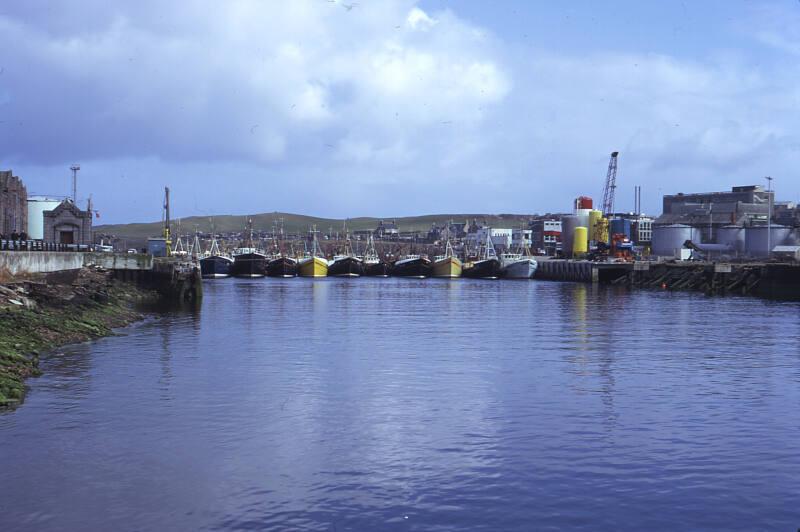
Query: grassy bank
0,269,159,408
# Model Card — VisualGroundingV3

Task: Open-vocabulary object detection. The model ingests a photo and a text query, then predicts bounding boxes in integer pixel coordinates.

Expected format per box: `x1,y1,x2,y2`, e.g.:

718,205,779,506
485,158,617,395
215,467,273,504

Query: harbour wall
0,251,152,276
0,251,199,303
536,257,800,301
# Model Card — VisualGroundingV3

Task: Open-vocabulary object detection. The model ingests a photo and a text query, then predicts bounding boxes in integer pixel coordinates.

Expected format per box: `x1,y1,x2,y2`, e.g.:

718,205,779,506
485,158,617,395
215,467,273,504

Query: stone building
0,169,28,237
43,200,93,245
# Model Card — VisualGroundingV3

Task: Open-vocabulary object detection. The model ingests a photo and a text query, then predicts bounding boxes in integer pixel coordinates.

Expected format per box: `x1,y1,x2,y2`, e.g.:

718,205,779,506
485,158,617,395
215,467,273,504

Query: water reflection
2,279,800,531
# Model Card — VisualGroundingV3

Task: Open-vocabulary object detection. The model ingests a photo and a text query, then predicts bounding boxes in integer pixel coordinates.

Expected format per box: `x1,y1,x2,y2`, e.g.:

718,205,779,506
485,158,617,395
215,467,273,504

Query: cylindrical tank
575,196,593,210
26,196,62,240
588,210,603,241
745,225,792,257
561,215,579,258
609,218,632,239
651,224,701,257
573,227,588,255
715,225,745,255
575,208,591,231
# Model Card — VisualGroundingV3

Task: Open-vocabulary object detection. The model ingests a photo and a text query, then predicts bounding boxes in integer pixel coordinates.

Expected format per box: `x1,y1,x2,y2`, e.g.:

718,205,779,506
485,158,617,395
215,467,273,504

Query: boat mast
484,230,497,260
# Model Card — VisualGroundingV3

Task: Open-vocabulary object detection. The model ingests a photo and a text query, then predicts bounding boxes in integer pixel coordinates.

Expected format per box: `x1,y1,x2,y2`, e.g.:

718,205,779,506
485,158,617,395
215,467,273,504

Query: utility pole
70,164,80,203
765,176,773,258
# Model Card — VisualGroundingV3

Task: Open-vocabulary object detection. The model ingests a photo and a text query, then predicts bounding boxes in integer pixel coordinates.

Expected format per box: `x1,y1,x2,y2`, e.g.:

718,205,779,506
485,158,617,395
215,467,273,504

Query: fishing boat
462,231,504,279
327,234,363,277
297,226,329,277
230,219,268,278
432,239,462,278
392,254,432,278
362,234,391,277
500,243,538,279
267,255,297,277
266,234,297,277
199,234,233,278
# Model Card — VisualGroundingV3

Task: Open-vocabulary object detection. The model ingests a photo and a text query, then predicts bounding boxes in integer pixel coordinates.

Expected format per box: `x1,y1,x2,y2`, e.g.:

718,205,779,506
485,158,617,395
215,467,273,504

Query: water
2,279,800,531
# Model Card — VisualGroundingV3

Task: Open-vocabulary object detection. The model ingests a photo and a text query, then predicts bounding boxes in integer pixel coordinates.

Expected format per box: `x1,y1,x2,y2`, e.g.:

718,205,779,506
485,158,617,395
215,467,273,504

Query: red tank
575,196,593,210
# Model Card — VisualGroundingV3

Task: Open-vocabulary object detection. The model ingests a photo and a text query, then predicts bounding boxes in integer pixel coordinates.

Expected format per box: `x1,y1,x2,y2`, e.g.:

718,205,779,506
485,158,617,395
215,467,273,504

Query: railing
0,240,94,252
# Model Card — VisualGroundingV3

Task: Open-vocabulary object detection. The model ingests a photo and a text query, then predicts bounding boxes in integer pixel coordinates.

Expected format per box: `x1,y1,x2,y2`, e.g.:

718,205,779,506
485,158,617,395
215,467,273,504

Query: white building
466,227,513,250
511,228,533,249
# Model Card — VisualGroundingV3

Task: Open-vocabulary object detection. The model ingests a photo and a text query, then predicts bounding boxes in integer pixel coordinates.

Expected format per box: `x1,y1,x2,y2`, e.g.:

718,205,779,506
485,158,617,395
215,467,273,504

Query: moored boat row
200,223,538,280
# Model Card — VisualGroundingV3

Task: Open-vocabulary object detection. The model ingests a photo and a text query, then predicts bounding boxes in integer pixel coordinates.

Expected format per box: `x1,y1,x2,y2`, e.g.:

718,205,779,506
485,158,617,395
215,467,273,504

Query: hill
95,212,538,239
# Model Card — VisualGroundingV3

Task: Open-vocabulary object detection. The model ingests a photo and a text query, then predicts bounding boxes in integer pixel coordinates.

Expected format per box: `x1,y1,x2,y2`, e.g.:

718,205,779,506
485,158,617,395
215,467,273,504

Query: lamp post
765,176,773,258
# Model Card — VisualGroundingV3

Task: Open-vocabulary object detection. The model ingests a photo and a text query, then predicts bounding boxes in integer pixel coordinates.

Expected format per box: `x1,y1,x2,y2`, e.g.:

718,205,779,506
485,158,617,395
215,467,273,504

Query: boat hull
432,256,462,278
502,259,537,279
231,253,268,278
200,255,233,278
364,262,391,277
328,256,364,277
298,256,329,277
393,258,432,278
462,258,504,279
267,257,297,278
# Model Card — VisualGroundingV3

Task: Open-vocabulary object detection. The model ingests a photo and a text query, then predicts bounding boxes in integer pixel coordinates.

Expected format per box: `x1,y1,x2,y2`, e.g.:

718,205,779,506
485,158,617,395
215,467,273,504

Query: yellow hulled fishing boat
298,255,329,277
297,225,329,277
432,240,462,278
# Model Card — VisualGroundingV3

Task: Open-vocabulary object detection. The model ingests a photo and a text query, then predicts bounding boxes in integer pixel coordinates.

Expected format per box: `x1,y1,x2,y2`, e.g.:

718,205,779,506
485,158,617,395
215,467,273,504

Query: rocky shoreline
0,267,161,408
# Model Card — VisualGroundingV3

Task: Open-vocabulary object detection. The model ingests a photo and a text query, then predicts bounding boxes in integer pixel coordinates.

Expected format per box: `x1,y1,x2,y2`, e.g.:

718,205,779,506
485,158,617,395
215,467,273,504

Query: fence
0,240,94,252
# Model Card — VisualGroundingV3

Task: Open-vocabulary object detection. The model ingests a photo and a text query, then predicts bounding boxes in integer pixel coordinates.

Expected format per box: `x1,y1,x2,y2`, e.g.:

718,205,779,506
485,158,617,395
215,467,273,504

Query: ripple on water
1,279,800,531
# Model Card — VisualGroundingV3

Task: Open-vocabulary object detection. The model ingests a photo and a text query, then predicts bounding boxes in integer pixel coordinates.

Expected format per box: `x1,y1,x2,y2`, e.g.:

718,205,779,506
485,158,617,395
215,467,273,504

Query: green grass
96,212,537,239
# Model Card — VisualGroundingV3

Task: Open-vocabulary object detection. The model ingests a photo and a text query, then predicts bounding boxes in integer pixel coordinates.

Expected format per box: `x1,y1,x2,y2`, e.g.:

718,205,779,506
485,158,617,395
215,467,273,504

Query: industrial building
656,185,773,242
651,185,800,259
0,170,28,237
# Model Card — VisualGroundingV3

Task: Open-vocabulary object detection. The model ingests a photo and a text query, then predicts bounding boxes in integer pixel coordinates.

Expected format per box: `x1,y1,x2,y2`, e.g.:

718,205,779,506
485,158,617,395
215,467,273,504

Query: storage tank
745,225,792,257
575,208,591,232
651,224,701,257
26,196,62,240
561,215,579,258
715,226,745,255
575,196,593,210
609,218,632,239
588,210,603,242
572,227,588,255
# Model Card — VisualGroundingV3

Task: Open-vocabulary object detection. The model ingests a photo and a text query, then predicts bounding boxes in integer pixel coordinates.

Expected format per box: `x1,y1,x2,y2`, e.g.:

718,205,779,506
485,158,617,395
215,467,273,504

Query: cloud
1,1,799,223
0,0,508,173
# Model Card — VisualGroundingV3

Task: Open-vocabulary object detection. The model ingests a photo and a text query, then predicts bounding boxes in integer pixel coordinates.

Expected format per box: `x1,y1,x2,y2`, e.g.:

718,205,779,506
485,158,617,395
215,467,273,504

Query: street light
765,176,773,258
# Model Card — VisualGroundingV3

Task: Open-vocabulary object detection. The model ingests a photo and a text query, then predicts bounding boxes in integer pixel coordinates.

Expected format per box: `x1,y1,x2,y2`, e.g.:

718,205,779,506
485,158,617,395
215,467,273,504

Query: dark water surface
2,279,800,531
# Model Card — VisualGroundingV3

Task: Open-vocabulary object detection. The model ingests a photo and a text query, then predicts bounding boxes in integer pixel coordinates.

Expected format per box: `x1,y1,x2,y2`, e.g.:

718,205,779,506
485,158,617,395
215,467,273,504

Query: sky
1,0,799,224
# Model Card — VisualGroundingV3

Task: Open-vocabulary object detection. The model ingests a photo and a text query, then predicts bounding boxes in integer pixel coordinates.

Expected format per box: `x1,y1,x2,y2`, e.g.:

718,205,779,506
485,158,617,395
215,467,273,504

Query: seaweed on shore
0,268,159,408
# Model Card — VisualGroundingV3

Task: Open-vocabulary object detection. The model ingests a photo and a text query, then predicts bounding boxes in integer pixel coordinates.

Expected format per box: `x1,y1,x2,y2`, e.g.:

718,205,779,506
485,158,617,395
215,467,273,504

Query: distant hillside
95,212,538,239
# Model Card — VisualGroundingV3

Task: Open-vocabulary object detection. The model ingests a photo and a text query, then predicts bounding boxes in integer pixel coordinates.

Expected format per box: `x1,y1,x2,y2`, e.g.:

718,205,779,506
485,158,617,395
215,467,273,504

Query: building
656,185,773,242
374,220,399,240
43,199,93,246
0,170,28,237
511,228,533,249
529,218,562,255
652,184,800,258
466,227,513,250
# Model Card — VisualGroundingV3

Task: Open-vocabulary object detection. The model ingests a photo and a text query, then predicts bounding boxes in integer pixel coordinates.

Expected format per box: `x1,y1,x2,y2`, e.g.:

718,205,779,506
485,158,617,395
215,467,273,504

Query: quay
0,251,202,304
535,258,800,301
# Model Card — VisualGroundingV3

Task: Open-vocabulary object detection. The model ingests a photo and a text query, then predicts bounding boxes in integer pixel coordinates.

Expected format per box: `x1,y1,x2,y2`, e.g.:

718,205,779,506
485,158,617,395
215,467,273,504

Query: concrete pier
535,259,631,284
0,251,201,303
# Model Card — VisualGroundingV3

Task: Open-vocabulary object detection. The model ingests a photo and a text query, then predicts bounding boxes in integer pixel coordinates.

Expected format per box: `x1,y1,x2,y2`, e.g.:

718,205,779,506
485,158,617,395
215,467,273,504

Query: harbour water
2,279,799,531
